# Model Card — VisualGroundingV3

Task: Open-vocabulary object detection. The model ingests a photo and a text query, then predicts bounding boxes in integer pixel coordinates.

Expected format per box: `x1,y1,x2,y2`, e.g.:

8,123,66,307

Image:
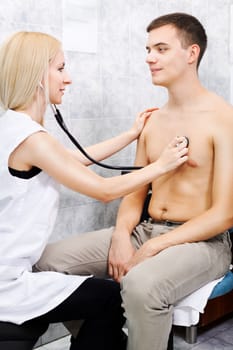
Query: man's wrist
112,227,132,239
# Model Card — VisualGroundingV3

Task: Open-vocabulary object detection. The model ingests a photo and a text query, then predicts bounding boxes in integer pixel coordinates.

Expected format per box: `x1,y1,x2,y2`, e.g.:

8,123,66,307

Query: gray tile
36,317,233,350
40,323,69,346
173,316,233,349
35,346,49,350
192,336,233,350
213,329,233,347
36,335,70,350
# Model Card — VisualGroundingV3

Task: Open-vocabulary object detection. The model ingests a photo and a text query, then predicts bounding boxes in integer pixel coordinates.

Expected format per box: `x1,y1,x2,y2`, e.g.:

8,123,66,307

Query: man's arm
108,129,150,282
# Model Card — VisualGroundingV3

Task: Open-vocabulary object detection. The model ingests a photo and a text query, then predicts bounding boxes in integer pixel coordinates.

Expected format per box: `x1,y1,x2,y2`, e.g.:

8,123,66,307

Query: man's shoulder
206,94,233,141
194,91,233,126
141,110,161,135
208,91,233,113
144,108,165,124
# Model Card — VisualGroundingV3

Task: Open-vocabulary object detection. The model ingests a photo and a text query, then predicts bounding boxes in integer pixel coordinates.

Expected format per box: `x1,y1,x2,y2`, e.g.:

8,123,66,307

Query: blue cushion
209,271,233,299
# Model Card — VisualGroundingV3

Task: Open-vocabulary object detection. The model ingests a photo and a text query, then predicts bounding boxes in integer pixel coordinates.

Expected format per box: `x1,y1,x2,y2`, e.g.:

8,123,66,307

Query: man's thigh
36,221,167,276
35,227,114,277
122,237,231,305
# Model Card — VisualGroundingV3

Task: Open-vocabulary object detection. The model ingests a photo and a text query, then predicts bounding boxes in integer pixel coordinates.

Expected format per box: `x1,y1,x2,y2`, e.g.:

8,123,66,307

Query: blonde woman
0,31,188,350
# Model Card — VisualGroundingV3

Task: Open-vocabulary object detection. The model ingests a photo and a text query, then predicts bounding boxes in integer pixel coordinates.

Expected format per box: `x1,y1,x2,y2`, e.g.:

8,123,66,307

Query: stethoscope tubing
51,104,142,171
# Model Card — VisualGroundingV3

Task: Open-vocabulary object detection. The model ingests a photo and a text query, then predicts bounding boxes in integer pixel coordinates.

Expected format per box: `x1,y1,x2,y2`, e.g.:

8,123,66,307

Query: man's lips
150,68,162,74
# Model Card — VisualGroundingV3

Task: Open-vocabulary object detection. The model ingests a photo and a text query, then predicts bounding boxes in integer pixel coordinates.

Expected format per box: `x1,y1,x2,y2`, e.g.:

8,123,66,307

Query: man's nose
146,51,158,64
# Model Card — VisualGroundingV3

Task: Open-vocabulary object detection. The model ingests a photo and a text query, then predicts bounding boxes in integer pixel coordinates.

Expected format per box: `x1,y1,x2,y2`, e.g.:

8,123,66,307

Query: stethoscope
50,104,142,171
50,104,189,172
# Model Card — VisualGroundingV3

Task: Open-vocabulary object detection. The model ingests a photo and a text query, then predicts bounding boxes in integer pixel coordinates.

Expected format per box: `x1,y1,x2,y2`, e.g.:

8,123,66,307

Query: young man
37,13,233,350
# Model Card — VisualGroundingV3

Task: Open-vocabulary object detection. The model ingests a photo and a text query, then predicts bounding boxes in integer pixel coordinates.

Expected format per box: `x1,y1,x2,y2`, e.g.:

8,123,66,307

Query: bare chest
145,117,213,170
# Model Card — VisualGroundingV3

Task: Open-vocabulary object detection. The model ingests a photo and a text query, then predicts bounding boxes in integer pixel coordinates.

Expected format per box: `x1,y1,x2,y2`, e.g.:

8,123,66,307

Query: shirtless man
37,13,233,350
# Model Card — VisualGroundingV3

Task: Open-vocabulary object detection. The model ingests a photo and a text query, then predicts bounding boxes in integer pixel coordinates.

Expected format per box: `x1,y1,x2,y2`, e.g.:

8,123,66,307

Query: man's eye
58,68,64,72
158,47,167,52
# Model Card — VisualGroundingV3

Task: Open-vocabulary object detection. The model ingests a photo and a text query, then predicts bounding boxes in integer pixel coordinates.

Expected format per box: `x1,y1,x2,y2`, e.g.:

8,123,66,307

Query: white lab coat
0,110,89,324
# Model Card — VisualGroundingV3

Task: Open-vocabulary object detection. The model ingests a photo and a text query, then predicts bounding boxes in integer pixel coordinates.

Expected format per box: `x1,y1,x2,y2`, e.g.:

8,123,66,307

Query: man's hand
123,240,158,275
108,232,136,282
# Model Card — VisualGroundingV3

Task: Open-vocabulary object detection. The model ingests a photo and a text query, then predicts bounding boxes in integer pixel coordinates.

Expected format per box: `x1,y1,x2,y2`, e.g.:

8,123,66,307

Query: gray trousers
36,221,232,350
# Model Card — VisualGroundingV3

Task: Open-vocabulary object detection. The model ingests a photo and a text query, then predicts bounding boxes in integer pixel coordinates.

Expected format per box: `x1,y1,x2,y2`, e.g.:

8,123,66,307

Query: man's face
146,24,191,87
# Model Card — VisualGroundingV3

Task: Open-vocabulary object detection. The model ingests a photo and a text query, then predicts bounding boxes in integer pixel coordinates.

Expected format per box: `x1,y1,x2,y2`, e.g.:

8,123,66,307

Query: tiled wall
1,0,233,346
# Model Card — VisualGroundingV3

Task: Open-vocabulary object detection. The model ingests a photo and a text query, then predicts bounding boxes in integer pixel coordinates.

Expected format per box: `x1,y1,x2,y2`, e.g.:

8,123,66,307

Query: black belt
148,217,183,227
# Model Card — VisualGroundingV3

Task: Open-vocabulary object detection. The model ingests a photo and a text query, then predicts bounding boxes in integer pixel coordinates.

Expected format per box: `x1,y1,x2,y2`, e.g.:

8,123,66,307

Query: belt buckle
165,220,172,226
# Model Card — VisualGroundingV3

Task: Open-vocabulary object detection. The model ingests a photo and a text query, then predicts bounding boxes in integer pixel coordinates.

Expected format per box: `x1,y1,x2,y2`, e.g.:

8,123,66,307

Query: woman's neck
15,103,46,125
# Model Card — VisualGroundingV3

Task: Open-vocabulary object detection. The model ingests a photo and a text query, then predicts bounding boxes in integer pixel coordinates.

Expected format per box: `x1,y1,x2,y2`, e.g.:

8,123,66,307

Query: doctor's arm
67,108,156,165
18,131,187,203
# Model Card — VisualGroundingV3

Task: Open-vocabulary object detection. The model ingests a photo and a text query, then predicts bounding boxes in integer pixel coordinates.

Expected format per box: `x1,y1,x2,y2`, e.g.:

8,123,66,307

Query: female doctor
0,31,188,350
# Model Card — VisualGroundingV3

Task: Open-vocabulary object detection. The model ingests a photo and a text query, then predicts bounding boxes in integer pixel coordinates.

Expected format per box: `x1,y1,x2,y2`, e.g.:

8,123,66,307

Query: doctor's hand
156,136,189,173
129,107,158,139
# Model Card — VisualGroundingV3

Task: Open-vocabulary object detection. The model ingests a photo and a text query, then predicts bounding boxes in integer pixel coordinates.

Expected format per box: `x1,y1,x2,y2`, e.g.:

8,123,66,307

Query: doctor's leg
33,277,126,350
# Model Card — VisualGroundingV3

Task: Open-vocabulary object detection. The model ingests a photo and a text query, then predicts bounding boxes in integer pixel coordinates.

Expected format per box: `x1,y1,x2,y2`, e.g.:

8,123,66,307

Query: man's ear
187,44,200,65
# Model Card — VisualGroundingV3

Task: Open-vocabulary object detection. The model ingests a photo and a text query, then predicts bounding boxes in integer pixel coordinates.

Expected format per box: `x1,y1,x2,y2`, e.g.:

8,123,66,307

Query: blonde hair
0,31,61,111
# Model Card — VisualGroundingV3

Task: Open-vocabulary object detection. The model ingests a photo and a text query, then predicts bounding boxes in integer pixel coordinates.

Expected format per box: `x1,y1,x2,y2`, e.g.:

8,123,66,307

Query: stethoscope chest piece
184,136,189,147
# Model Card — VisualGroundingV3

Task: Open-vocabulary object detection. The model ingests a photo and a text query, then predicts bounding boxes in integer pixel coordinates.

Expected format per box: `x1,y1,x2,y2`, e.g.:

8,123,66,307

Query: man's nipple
187,159,198,167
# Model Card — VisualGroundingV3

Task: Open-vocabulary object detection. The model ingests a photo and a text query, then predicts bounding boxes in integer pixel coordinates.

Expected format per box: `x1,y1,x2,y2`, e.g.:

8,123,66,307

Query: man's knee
121,268,169,314
35,242,64,272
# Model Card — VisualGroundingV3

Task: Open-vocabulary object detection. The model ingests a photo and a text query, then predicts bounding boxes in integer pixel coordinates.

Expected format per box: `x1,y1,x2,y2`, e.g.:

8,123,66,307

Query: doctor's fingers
169,136,188,149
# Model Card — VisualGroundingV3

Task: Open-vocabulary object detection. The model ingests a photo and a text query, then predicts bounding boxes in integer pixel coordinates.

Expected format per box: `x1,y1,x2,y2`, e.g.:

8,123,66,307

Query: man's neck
166,74,207,110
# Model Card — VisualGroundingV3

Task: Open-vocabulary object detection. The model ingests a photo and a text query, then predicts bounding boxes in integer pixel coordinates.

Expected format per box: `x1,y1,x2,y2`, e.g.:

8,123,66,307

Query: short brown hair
147,12,207,68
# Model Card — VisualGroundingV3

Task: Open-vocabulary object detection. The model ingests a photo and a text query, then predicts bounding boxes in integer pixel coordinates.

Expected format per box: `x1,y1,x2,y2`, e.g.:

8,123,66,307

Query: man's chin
151,77,165,87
